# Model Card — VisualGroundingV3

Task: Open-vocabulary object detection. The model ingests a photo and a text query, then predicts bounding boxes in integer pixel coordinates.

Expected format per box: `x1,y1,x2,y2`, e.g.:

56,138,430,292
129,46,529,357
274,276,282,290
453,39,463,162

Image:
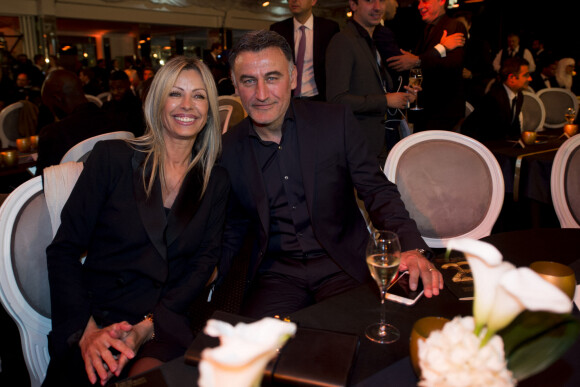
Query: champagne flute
365,230,401,344
409,68,423,111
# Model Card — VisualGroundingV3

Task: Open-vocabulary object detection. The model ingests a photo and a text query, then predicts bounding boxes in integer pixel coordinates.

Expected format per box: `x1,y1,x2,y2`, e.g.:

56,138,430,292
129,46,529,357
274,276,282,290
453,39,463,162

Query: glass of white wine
409,68,423,111
365,230,401,344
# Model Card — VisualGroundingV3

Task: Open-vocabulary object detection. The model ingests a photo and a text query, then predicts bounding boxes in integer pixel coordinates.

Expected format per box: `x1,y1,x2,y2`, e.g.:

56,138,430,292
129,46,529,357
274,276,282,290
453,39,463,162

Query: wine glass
408,68,423,111
365,230,402,344
565,107,576,124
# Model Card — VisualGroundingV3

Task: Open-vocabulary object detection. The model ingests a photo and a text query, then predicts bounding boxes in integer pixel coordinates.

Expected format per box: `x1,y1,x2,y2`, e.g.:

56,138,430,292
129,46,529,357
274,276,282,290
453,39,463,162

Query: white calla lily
447,238,510,334
486,267,572,335
198,317,297,387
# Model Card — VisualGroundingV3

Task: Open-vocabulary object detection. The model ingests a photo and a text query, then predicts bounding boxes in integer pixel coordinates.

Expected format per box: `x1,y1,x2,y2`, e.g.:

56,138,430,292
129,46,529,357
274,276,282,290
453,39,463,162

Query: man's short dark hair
500,57,529,82
109,70,129,82
228,30,293,70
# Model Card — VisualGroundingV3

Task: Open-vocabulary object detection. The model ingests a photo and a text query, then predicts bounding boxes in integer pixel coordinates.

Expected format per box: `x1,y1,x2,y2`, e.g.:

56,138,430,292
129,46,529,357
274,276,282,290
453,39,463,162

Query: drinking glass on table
408,68,423,111
365,230,401,344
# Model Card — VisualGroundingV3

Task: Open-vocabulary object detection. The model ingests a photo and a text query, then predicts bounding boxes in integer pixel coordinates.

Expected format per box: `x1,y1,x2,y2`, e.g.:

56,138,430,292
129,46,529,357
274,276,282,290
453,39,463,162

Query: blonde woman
44,56,229,386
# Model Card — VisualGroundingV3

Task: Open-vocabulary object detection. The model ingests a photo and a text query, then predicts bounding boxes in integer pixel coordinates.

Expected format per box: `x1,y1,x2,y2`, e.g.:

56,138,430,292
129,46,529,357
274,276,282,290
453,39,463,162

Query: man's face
109,79,131,101
507,36,519,50
232,47,296,133
383,0,398,21
543,62,557,77
509,65,531,92
288,0,317,19
350,0,386,30
16,73,29,88
417,0,445,25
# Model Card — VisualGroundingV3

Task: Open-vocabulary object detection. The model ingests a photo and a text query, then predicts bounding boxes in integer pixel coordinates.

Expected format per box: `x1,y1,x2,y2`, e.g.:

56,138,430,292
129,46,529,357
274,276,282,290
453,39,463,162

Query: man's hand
399,250,443,298
79,318,136,385
387,49,420,72
440,30,465,51
386,92,414,110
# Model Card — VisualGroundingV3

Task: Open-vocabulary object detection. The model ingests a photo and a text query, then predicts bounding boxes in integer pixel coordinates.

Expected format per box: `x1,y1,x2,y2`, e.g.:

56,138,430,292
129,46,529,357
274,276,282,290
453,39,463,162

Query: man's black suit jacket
416,14,467,130
270,16,339,101
462,82,523,142
36,102,112,176
47,140,230,359
219,100,427,285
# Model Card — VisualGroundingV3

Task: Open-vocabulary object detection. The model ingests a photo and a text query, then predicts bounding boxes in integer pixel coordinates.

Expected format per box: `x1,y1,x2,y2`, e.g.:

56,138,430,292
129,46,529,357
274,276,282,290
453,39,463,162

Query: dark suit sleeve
46,141,114,357
36,126,64,176
341,107,428,251
326,32,387,114
419,20,466,71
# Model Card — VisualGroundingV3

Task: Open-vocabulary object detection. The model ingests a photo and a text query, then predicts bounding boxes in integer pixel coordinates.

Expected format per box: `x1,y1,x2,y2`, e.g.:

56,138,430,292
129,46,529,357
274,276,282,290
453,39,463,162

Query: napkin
198,317,297,387
575,284,580,310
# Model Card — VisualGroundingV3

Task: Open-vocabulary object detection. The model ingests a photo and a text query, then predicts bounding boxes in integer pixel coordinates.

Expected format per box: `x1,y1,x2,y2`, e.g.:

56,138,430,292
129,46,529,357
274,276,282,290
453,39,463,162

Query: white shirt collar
503,83,517,102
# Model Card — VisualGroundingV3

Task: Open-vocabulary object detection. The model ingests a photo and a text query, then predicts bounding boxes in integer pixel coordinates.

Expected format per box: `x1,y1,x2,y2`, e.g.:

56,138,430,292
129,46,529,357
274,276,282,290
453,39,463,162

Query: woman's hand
114,319,154,378
79,317,136,385
386,92,415,110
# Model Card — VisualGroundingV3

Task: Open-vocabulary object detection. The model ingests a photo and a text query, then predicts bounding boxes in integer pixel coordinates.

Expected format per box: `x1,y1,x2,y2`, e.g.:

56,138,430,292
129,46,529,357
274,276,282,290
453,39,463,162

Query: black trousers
241,255,361,319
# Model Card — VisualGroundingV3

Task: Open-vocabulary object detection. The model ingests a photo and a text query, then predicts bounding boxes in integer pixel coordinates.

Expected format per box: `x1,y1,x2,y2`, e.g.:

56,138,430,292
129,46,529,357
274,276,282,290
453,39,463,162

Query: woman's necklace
163,170,187,208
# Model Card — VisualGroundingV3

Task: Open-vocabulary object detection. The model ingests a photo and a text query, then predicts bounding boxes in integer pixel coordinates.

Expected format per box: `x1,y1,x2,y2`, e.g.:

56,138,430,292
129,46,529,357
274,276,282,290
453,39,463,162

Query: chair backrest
551,134,580,228
60,131,134,164
219,105,233,134
0,176,52,386
537,88,579,128
218,95,247,130
484,78,496,94
521,90,546,132
96,92,111,104
465,101,474,118
0,101,24,148
85,94,103,108
384,131,504,248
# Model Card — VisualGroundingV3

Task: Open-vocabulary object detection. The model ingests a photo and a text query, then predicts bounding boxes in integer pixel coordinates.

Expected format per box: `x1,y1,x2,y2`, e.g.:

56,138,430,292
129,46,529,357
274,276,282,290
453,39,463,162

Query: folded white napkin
198,317,297,387
574,284,580,310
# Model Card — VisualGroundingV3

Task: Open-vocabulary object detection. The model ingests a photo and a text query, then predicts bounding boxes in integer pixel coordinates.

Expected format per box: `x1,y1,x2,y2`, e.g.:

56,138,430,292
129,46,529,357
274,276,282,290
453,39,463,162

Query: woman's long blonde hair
130,56,221,199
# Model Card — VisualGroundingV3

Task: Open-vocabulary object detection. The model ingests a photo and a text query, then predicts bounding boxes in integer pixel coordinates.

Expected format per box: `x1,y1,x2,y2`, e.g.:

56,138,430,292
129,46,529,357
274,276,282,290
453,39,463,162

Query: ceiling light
262,1,270,6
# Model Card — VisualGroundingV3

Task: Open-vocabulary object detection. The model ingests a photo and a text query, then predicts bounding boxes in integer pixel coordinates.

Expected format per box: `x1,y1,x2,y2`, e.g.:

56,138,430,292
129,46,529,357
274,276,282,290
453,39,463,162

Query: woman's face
163,69,209,143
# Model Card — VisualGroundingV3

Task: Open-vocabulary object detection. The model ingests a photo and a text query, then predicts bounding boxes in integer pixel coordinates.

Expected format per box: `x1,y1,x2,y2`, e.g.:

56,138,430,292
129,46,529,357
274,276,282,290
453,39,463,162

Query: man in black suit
387,0,466,131
220,30,442,319
530,54,558,92
462,57,532,142
326,0,416,162
270,0,339,101
36,70,112,176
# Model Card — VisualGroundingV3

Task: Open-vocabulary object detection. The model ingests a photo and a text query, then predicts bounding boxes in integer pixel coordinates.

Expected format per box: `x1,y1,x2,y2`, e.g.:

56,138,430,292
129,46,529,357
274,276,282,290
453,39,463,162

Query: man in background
36,70,112,175
492,33,535,74
102,70,145,137
387,0,466,131
270,0,339,101
462,57,531,142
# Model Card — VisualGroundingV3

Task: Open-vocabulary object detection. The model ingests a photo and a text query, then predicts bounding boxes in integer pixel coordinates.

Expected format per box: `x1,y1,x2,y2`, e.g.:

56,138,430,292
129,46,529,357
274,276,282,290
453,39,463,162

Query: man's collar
503,83,517,100
350,19,373,39
294,14,314,30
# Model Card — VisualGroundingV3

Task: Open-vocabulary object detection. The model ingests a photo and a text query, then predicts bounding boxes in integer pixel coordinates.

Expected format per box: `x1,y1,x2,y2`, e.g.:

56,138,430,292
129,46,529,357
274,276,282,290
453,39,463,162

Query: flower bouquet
417,238,580,387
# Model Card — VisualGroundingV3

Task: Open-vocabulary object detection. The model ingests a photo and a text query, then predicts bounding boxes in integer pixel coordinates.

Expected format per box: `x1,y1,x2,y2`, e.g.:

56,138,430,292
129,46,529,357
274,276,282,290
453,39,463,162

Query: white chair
521,90,546,132
60,131,134,163
0,176,52,386
218,95,247,130
551,134,580,228
465,101,474,118
384,131,504,248
537,88,579,128
85,94,103,108
219,104,233,134
0,101,24,148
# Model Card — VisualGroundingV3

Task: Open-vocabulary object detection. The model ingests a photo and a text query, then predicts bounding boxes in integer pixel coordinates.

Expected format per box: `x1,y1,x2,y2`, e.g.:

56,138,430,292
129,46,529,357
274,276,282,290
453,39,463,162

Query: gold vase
530,261,576,300
564,124,578,137
521,131,537,145
1,150,18,168
16,137,30,152
409,316,450,376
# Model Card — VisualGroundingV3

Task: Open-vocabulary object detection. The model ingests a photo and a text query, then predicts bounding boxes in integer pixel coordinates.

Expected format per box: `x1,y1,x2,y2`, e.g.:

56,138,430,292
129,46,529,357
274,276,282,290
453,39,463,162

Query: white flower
486,267,572,333
446,239,510,334
198,317,297,387
418,316,515,387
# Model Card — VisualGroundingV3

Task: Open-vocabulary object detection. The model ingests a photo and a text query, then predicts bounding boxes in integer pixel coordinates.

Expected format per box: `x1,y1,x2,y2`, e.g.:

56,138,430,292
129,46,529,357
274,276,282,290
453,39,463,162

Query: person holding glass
43,56,230,387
